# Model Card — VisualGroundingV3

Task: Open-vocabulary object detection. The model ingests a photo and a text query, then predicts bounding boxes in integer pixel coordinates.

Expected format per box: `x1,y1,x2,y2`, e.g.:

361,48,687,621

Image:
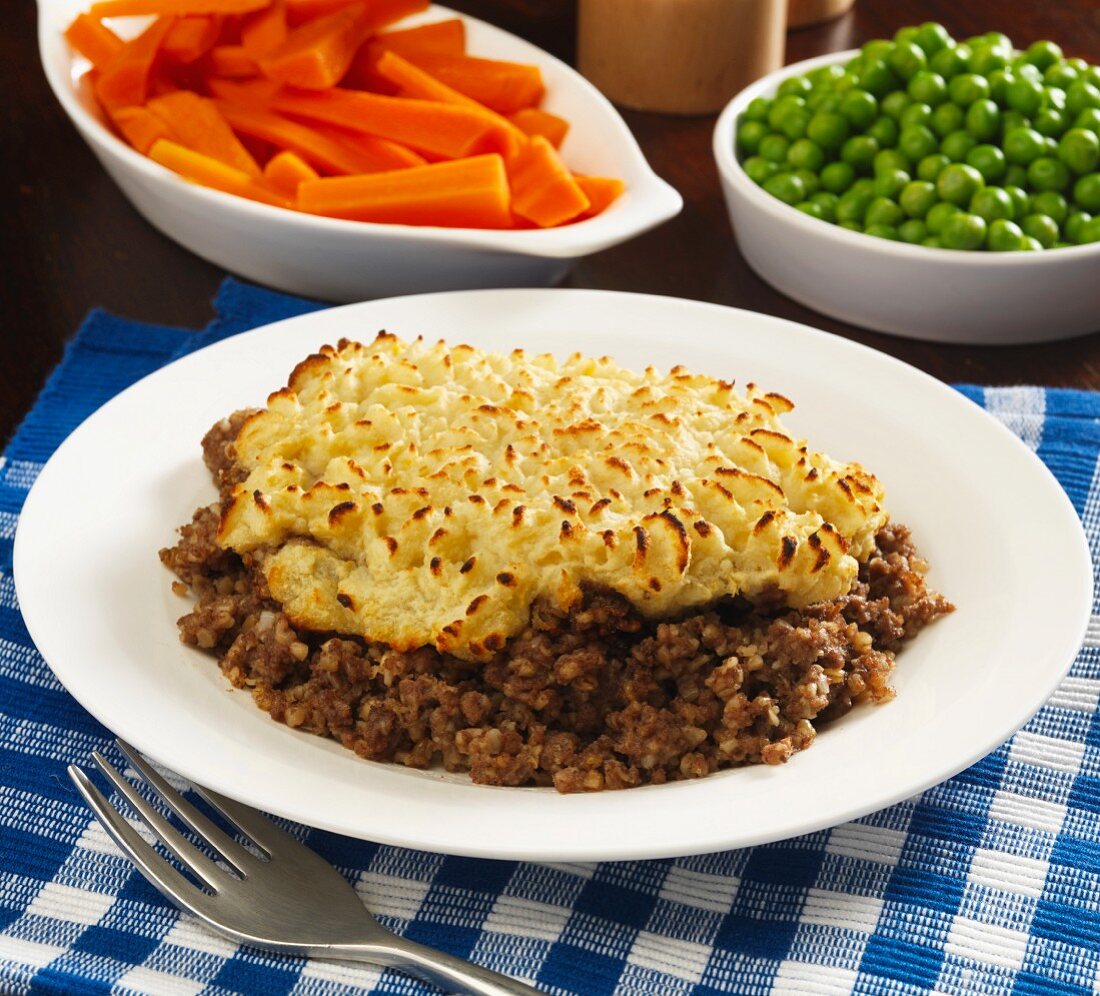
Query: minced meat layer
160,415,953,793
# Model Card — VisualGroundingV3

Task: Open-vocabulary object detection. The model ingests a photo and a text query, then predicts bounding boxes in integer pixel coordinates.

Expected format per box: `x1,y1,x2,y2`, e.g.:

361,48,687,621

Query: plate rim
13,288,1094,860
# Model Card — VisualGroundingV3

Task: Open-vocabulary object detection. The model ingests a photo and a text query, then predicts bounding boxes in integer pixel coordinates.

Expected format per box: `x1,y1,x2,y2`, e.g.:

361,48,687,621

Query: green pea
1004,127,1046,165
861,40,893,63
780,109,811,140
838,220,862,231
890,40,928,81
1005,185,1031,217
787,137,826,171
874,168,911,199
898,218,929,242
1086,66,1100,89
941,129,977,162
930,44,970,79
987,218,1026,251
1059,128,1100,174
795,200,825,220
808,64,845,87
941,211,987,249
895,26,921,46
768,95,804,131
850,178,876,198
931,102,965,138
1029,190,1069,225
987,68,1013,104
900,102,934,129
899,180,937,218
834,72,861,94
1028,156,1071,191
806,89,842,113
841,135,879,173
1021,213,1059,247
1004,165,1030,189
921,235,944,247
840,89,878,128
966,143,1007,182
867,115,900,147
937,162,985,205
778,75,813,99
744,97,773,123
908,71,948,106
864,223,900,240
807,111,851,150
1021,235,1044,250
1077,108,1100,137
1074,173,1100,211
1066,82,1100,118
763,171,806,205
970,186,1016,222
968,46,1009,77
1001,111,1030,137
743,156,779,184
916,22,952,57
874,148,910,175
1006,77,1045,116
983,32,1012,53
966,99,1001,141
820,160,856,194
836,188,874,224
759,134,790,163
898,124,939,162
1025,40,1063,71
1065,209,1092,241
1076,216,1100,243
1045,63,1079,89
737,120,770,155
1034,109,1068,138
1045,87,1068,113
880,90,912,120
865,196,905,227
911,155,945,183
860,59,898,97
926,200,961,233
793,168,821,197
1015,62,1044,85
810,190,840,221
948,73,989,106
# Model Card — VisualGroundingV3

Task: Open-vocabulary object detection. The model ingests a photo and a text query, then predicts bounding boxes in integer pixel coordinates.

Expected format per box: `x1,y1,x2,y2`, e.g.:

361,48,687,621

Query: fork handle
324,938,543,995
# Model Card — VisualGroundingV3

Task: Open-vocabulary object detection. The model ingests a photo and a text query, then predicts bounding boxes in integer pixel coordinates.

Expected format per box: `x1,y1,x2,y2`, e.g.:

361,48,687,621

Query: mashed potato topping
218,333,888,661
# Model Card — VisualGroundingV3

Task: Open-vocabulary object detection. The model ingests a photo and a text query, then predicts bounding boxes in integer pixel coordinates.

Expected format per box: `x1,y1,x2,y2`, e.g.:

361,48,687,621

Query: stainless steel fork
69,741,540,996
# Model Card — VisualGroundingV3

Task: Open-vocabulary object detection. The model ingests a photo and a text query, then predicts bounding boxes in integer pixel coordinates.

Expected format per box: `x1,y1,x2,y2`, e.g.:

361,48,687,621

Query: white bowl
39,0,682,302
714,50,1100,345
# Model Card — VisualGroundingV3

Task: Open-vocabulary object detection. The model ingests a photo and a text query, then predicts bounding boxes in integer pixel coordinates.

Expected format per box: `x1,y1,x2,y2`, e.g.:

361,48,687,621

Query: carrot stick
312,124,427,169
206,76,282,106
509,135,589,227
94,16,175,109
284,0,424,27
284,0,359,25
241,0,286,58
207,44,260,76
573,174,625,218
65,14,124,69
396,52,544,113
269,86,514,159
374,18,465,55
162,15,221,63
508,107,568,148
258,3,372,89
216,99,413,173
147,90,262,174
263,149,320,196
109,105,177,153
90,0,267,14
298,153,511,227
149,138,289,205
371,50,525,158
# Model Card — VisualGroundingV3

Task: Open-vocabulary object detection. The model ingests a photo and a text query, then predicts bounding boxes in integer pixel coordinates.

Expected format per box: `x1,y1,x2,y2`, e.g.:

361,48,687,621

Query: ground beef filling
160,417,953,793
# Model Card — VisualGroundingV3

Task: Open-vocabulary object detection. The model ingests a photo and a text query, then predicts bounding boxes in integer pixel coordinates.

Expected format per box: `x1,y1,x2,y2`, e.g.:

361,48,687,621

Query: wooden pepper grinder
577,0,787,115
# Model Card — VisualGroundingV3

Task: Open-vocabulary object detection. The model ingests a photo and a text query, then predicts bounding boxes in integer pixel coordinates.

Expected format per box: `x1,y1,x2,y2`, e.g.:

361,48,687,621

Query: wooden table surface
5,0,1100,447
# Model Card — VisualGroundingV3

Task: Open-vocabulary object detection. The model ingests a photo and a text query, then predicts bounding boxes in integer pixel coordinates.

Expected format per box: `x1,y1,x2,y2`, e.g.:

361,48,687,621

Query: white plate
14,290,1092,861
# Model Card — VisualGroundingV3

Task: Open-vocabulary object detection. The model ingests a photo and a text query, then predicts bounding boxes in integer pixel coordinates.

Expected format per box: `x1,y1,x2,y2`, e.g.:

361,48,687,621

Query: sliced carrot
263,149,320,196
109,105,176,153
508,107,568,148
91,0,266,14
162,15,221,63
396,52,543,113
207,44,260,76
284,0,359,25
298,153,510,227
258,3,372,89
312,124,427,169
149,138,288,205
147,90,262,174
374,18,465,55
371,50,525,158
573,174,624,218
206,76,282,106
94,16,175,109
65,14,124,69
283,0,424,27
270,87,513,160
509,135,589,227
241,0,286,58
217,99,409,173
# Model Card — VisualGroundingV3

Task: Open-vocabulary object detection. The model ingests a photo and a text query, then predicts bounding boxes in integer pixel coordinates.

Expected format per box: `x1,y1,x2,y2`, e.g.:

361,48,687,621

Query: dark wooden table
5,0,1100,447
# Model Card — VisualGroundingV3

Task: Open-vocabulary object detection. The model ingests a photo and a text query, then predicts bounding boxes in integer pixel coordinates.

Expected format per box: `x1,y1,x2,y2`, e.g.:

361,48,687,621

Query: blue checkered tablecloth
1,279,1098,995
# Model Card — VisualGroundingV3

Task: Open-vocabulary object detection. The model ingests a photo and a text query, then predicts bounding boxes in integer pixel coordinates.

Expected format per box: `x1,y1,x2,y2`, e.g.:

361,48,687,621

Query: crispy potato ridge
217,333,888,660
